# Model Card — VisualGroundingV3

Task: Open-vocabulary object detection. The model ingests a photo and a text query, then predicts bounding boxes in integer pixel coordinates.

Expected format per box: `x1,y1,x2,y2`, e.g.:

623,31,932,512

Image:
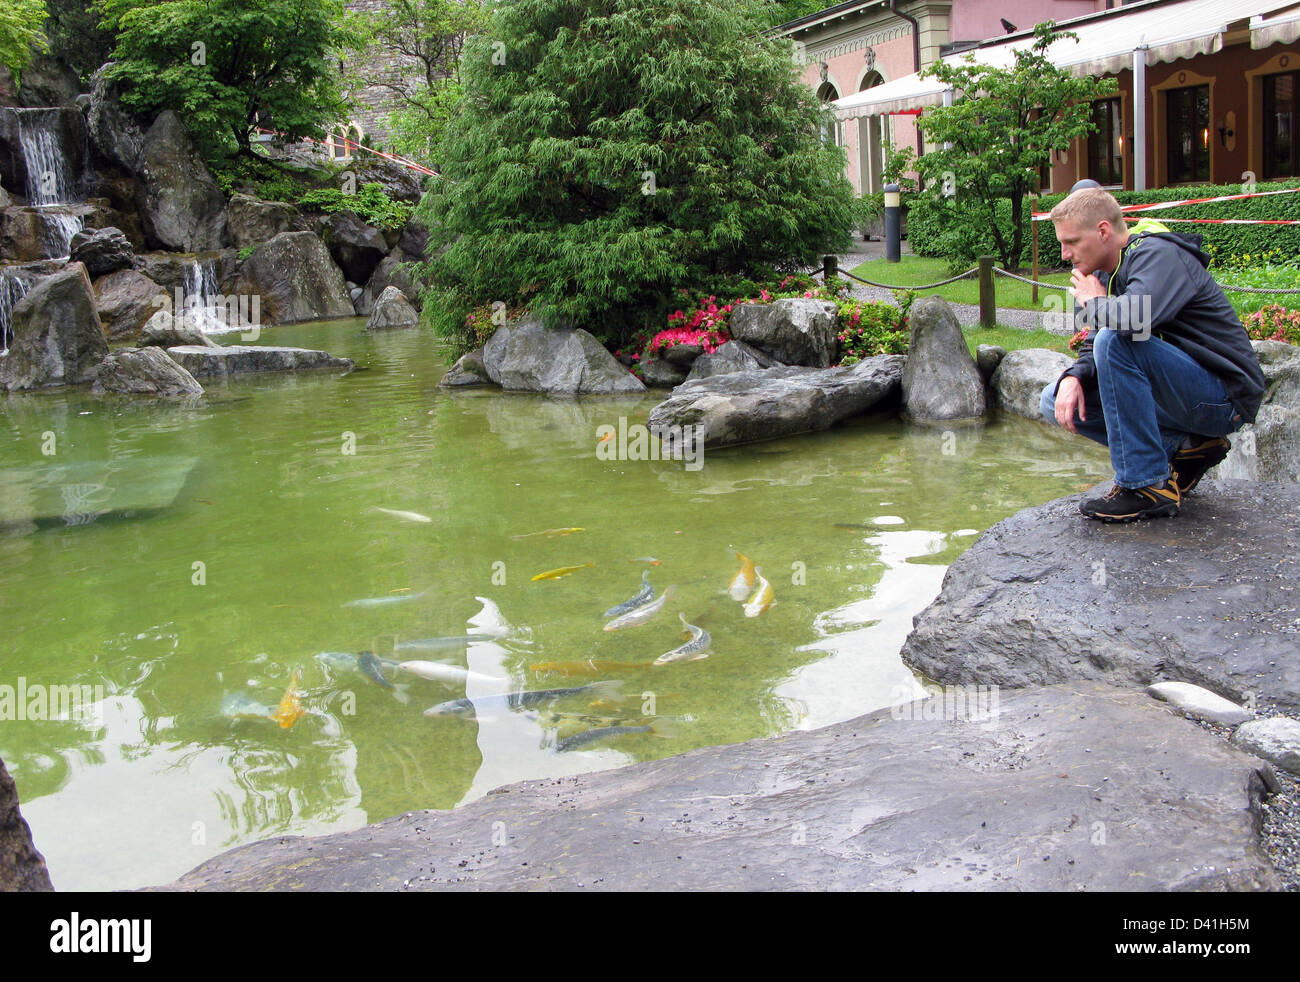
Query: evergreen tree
416,0,854,351
0,0,48,89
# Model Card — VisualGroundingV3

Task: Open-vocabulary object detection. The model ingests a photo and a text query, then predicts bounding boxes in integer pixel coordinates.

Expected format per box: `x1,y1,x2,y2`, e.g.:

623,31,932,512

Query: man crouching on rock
1038,187,1265,522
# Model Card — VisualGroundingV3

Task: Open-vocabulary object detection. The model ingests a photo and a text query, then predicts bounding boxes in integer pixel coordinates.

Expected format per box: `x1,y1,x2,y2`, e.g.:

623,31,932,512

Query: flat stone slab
0,455,198,529
155,682,1279,891
901,479,1300,713
167,344,354,378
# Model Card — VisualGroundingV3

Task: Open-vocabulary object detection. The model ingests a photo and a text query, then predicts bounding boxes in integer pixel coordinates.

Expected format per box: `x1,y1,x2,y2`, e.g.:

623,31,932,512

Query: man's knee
1039,381,1058,424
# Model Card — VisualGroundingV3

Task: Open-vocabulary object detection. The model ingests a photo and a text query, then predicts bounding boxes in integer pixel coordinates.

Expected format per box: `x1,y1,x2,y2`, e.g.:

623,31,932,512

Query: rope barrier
991,267,1070,291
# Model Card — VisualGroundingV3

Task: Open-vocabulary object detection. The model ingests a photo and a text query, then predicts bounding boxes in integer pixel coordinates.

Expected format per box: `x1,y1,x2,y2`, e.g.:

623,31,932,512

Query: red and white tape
253,126,439,177
1032,185,1300,221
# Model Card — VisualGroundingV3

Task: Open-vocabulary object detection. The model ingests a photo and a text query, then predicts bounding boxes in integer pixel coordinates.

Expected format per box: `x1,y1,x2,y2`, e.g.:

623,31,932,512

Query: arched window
817,81,844,147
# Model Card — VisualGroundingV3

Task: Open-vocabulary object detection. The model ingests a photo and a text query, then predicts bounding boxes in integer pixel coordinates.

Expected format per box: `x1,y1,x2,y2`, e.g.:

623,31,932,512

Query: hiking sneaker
1080,480,1180,522
1170,436,1231,495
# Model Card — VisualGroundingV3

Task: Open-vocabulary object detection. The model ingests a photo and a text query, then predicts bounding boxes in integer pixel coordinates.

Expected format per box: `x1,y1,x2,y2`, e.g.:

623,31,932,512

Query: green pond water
0,318,1110,890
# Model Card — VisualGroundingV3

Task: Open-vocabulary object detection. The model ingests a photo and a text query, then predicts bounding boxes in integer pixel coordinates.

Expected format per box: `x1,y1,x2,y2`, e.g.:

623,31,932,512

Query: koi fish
369,506,434,523
396,661,505,685
603,570,654,617
269,670,306,729
511,527,585,540
393,636,480,652
531,562,595,581
424,680,624,718
221,692,275,720
342,588,429,608
743,567,774,618
628,557,662,566
728,551,756,602
603,585,676,631
654,613,711,665
556,720,678,752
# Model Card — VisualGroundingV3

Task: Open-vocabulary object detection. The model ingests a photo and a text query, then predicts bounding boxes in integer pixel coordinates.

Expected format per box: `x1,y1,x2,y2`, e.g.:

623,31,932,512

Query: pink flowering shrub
1243,304,1300,346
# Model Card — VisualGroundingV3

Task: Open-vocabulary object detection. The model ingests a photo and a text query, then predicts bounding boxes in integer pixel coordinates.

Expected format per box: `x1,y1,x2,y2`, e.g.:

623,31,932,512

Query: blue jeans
1038,330,1243,488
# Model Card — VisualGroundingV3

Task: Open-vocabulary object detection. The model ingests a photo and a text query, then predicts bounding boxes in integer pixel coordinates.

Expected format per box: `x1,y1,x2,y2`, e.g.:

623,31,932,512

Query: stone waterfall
15,108,84,259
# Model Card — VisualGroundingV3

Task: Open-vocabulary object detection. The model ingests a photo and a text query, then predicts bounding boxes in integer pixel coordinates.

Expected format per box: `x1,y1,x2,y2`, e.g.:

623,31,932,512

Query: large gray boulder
365,285,418,331
1232,717,1300,776
93,268,165,339
70,226,135,276
1212,341,1300,484
231,231,354,324
167,344,354,378
0,263,107,390
638,354,689,388
321,211,388,284
728,298,839,367
357,250,422,315
992,348,1075,420
225,193,308,250
900,478,1300,713
0,756,53,892
134,110,228,251
685,339,782,381
139,313,218,349
902,297,985,419
153,682,1279,892
647,356,904,449
88,64,148,174
482,319,645,395
93,346,204,395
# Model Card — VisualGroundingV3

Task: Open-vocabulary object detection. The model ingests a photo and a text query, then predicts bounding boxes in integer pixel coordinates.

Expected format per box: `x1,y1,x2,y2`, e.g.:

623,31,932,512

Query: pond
0,318,1110,889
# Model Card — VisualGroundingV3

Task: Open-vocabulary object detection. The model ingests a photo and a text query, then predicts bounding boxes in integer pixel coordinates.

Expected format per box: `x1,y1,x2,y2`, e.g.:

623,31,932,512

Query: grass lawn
963,325,1073,357
849,255,1071,311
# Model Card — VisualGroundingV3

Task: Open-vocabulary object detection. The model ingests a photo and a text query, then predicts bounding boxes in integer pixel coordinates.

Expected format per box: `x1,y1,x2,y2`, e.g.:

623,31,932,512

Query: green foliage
1242,304,1300,345
43,0,115,81
762,0,828,27
1215,263,1300,317
95,0,362,163
835,294,911,365
297,182,413,229
237,244,258,261
849,194,883,237
350,0,486,166
415,0,855,354
912,22,1117,269
907,194,1031,272
0,0,48,88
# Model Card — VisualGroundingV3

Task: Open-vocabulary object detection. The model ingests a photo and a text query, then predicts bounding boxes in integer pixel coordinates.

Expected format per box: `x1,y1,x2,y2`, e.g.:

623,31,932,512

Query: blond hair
1050,187,1125,230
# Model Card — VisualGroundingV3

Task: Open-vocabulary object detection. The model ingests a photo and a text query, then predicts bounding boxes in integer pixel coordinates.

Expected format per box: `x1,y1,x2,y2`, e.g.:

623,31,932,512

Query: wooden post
823,254,838,282
978,255,995,329
1030,197,1040,305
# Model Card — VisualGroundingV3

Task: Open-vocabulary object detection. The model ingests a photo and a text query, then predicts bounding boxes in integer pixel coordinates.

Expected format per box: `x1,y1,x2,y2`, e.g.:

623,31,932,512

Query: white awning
836,0,1300,120
1252,6,1300,47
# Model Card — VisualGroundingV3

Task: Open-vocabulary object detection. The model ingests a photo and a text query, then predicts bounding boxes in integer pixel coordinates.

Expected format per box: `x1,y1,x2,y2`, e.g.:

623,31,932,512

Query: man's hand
1055,375,1086,434
1069,268,1105,303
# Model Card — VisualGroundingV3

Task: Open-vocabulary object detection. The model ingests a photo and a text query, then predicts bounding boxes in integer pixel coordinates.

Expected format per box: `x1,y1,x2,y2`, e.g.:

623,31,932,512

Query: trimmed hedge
907,178,1300,271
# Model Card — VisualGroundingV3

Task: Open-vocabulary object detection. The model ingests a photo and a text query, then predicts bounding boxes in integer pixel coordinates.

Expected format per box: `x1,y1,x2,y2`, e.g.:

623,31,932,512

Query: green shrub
835,295,909,364
296,182,412,230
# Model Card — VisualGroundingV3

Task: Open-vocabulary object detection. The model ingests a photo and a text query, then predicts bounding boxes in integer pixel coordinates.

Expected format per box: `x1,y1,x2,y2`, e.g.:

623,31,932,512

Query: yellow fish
743,567,774,618
269,670,305,729
728,551,756,601
530,562,595,581
512,527,585,540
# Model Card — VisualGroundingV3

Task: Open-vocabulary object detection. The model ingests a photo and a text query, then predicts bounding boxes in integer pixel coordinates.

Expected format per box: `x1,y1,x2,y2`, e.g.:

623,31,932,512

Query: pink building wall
948,0,1105,43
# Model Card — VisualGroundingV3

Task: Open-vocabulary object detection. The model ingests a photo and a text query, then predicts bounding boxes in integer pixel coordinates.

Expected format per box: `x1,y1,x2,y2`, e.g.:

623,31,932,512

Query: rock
0,756,53,892
398,220,429,259
439,349,493,388
93,269,165,339
225,193,308,250
152,682,1279,892
662,343,704,368
0,264,107,390
82,201,145,251
1232,718,1300,776
230,232,354,325
139,313,218,349
900,479,1300,713
992,348,1075,420
902,297,985,419
349,286,363,306
347,155,427,204
728,298,839,367
0,53,80,109
685,339,783,381
69,226,135,276
134,111,228,251
321,211,388,284
482,319,645,395
976,344,1006,384
638,354,689,388
0,207,56,262
648,356,904,449
365,285,419,330
357,251,422,314
93,346,204,396
167,344,354,378
87,64,148,173
1213,341,1300,484
0,107,87,200
0,184,9,209
1146,682,1254,726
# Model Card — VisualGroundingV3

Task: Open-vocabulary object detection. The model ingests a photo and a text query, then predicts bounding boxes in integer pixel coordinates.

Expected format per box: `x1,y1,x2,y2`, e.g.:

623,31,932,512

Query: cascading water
0,270,32,355
16,109,84,259
179,258,239,334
